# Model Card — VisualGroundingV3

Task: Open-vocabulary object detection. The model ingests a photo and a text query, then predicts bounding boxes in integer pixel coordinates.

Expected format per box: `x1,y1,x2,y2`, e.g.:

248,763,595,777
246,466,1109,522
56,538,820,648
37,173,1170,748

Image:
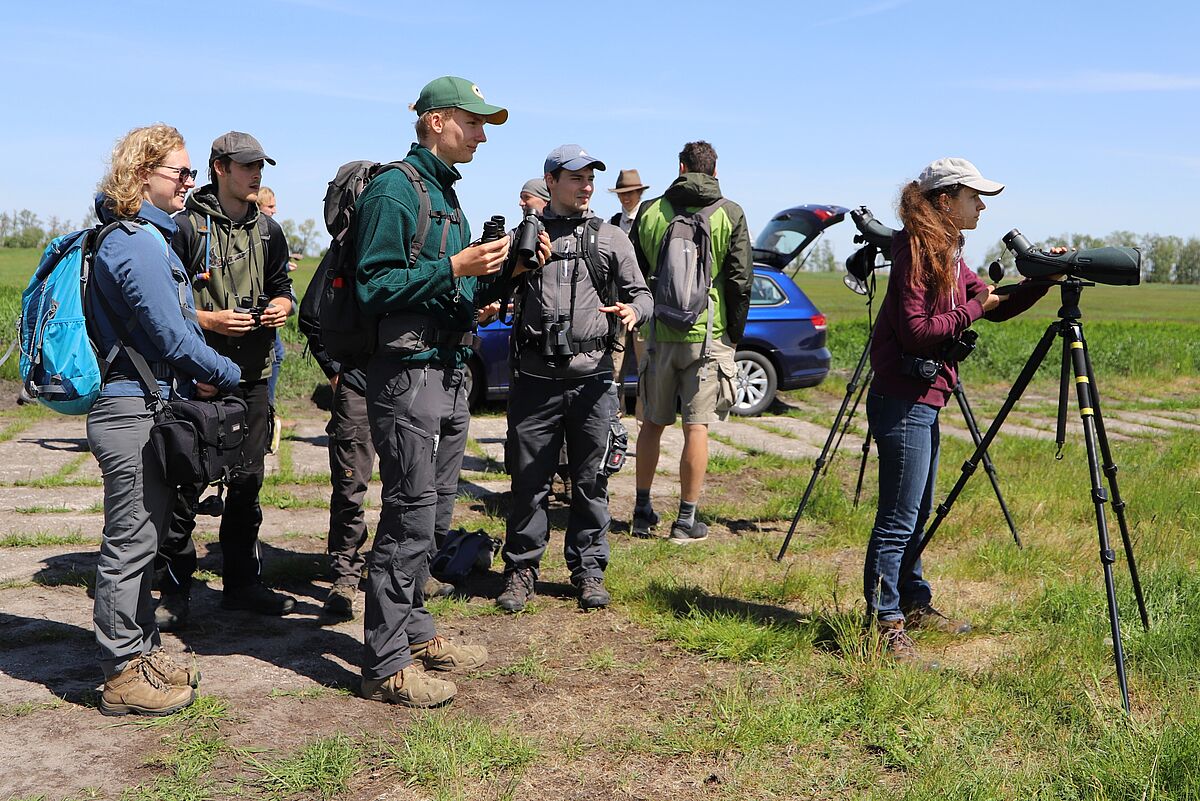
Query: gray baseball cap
520,178,550,201
210,131,276,166
544,144,606,174
918,157,1003,196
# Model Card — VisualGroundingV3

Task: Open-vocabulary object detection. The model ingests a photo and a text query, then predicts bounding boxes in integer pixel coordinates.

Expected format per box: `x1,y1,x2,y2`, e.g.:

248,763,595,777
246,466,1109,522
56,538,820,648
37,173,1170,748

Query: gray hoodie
513,208,651,380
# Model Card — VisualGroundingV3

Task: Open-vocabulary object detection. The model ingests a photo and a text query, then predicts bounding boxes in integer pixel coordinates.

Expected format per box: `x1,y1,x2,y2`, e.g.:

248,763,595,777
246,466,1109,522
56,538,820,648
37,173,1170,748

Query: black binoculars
542,313,573,359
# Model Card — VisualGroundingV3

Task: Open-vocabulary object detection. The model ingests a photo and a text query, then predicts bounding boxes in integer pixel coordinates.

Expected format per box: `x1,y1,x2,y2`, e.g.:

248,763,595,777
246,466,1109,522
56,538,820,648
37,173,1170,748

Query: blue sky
2,0,1197,267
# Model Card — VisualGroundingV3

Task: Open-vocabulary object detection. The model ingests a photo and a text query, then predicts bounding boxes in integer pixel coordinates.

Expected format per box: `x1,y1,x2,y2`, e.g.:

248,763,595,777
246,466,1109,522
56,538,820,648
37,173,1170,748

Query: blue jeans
863,392,939,622
267,332,285,405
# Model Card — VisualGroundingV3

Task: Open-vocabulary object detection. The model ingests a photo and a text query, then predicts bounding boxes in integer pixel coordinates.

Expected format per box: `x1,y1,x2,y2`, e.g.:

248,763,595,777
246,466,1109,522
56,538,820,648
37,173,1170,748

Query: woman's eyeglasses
155,165,198,182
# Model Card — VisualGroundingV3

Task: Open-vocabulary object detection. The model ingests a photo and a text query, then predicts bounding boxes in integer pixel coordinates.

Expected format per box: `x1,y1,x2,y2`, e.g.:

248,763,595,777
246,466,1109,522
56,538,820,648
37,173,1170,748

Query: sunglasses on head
155,165,198,182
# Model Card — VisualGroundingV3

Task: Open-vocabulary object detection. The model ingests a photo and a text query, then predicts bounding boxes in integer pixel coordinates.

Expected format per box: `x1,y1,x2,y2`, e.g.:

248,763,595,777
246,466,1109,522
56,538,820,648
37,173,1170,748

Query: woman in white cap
863,157,1053,663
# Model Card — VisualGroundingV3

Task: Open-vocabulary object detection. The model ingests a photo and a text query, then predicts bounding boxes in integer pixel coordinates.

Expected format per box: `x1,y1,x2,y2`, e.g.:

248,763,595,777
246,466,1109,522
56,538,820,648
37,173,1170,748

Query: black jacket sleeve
262,216,295,307
722,203,754,343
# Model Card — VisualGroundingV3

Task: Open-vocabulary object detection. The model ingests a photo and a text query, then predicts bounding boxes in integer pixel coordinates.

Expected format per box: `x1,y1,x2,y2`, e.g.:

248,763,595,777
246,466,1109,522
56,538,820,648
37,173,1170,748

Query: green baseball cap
414,76,508,124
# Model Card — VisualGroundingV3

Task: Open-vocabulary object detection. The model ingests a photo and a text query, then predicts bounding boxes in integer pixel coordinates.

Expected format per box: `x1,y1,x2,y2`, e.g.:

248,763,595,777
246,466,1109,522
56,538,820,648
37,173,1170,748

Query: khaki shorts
638,335,736,426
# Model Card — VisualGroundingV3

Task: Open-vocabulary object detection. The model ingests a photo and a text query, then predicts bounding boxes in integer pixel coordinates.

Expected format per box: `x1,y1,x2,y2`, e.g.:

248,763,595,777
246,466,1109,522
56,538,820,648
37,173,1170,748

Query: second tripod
775,320,1020,562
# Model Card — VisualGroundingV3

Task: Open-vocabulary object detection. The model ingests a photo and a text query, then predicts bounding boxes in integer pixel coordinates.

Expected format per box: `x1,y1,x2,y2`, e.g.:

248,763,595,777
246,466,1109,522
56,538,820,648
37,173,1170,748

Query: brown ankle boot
100,657,195,716
875,619,939,669
903,604,972,635
360,664,456,708
142,649,201,688
410,635,488,672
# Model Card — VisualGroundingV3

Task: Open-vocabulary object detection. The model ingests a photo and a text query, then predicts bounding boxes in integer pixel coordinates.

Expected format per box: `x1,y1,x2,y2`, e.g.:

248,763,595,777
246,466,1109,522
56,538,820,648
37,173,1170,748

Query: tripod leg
900,322,1060,577
828,373,871,476
1079,333,1149,630
954,382,1021,548
776,349,873,561
1065,324,1131,713
853,430,873,507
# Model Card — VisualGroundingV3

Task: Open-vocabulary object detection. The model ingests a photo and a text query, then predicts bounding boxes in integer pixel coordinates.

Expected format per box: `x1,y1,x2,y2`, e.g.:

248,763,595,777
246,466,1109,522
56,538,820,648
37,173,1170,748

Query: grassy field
3,241,1200,797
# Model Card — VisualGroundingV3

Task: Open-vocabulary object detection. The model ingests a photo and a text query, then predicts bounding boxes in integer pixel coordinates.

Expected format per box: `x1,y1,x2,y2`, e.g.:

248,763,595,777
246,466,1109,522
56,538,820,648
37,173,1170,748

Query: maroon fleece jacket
869,228,1050,408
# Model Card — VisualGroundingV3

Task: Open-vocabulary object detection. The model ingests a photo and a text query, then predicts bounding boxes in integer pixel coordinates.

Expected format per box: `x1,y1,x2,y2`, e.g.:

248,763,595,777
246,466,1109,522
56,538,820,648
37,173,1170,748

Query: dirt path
1,381,1196,799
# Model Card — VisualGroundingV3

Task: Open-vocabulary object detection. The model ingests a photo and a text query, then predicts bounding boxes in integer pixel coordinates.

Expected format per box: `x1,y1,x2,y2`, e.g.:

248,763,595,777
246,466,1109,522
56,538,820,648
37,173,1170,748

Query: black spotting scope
850,206,899,250
1002,230,1141,286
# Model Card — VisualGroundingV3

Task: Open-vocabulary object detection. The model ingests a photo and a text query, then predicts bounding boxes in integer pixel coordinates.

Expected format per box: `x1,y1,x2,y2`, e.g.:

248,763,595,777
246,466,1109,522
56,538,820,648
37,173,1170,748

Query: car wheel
464,356,485,410
732,350,777,417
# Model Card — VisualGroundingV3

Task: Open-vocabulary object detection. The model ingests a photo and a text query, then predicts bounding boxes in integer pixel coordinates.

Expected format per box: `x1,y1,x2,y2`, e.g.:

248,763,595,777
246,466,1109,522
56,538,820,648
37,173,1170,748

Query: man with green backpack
631,141,753,545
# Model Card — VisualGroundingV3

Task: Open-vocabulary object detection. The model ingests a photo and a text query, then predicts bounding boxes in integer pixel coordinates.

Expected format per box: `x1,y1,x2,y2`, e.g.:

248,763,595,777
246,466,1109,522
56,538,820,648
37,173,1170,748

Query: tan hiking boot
410,635,488,672
360,664,456,708
876,619,937,668
142,649,201,688
903,603,972,635
100,657,195,717
322,585,357,621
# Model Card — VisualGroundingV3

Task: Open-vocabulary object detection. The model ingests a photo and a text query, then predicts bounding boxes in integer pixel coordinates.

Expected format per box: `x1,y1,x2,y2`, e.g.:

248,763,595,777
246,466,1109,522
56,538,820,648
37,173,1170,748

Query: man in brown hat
608,168,649,235
607,169,650,389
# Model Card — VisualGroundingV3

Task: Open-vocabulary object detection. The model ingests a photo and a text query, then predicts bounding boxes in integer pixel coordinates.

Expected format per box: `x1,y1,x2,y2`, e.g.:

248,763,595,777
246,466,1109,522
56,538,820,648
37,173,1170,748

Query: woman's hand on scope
978,284,1004,312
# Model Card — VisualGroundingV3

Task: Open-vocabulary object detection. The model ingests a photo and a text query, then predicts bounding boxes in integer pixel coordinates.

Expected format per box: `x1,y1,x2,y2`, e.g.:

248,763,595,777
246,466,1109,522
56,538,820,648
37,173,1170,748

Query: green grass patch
0,530,89,546
248,733,360,800
378,713,538,800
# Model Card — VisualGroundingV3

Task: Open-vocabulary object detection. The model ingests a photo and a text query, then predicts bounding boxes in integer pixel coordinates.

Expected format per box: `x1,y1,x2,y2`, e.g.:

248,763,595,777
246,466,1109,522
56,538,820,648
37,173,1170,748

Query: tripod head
844,206,900,296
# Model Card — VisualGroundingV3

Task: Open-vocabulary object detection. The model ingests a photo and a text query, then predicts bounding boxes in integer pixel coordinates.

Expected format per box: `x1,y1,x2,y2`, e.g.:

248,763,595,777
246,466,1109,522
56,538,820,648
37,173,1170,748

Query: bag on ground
430,528,498,584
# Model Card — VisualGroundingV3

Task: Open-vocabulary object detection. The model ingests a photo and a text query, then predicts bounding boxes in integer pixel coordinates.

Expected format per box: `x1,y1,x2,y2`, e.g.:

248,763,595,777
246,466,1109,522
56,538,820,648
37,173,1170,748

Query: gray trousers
503,372,615,583
362,357,469,680
88,396,176,678
326,378,375,587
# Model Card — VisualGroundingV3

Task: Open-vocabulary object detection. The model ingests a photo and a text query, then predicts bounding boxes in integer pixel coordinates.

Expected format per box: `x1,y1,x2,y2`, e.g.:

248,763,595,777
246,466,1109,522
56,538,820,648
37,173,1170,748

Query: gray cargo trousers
362,357,469,681
87,396,176,678
326,378,375,587
503,372,616,583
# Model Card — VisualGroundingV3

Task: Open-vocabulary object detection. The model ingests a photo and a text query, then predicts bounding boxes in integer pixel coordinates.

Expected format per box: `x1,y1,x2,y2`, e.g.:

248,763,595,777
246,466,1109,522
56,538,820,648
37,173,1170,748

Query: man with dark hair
155,132,296,627
353,76,535,707
495,145,651,614
630,140,753,544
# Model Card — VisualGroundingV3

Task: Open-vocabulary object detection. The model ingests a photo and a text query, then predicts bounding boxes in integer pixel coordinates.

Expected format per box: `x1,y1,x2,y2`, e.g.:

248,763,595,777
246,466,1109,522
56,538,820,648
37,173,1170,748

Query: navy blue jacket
90,195,241,399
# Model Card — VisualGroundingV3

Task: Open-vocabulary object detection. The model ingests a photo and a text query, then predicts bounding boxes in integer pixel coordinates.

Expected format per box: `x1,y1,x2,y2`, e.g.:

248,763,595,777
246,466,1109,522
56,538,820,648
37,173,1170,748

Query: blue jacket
91,195,241,399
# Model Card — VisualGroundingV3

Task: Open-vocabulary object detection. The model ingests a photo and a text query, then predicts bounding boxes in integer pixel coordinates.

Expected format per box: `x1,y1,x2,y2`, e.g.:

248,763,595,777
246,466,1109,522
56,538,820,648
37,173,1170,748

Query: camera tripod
775,318,1020,561
900,277,1149,713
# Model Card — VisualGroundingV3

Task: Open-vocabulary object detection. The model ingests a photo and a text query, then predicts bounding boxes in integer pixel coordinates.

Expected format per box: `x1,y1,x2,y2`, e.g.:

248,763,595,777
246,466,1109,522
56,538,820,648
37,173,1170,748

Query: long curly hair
896,181,963,299
98,124,186,219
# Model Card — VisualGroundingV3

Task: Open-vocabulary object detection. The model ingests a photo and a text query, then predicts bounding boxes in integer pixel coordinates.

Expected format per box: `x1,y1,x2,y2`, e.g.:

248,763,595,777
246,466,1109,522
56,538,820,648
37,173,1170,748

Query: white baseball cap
918,157,1004,196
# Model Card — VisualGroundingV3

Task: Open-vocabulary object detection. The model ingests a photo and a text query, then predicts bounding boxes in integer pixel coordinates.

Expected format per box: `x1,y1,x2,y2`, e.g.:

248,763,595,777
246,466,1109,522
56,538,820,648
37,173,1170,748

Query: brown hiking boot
322,585,357,622
142,649,201,688
496,568,536,613
360,664,456,708
100,657,195,717
423,576,457,599
875,619,939,669
903,604,972,635
577,576,611,610
410,635,488,672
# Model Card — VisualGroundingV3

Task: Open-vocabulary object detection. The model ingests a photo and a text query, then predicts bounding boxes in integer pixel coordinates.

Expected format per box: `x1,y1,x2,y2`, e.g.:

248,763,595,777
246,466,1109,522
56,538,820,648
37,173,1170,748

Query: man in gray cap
494,144,652,614
519,178,549,215
154,131,297,628
354,76,534,708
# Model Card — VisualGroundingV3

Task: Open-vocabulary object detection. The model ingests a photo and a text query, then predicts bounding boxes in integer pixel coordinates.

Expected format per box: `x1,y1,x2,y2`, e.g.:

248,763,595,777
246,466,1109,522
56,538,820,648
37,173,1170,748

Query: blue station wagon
465,204,846,416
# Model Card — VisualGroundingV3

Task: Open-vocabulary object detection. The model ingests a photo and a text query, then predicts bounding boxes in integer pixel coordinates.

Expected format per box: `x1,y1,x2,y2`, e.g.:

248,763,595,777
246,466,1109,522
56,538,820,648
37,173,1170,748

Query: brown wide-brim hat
608,168,649,194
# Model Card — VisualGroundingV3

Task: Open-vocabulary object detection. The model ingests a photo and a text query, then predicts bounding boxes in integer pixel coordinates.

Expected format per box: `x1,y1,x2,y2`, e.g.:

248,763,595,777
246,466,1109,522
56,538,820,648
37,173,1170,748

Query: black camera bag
150,396,248,486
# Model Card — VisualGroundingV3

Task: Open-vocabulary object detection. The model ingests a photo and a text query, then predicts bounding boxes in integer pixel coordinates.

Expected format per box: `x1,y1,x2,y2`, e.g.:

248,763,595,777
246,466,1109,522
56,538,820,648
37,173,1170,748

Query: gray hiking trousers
326,378,375,587
87,396,176,678
362,357,469,680
503,372,615,583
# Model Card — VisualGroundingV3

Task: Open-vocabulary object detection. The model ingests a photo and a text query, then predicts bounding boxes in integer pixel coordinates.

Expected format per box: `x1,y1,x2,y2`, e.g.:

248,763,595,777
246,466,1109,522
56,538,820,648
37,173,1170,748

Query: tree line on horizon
4,208,1200,285
0,209,325,260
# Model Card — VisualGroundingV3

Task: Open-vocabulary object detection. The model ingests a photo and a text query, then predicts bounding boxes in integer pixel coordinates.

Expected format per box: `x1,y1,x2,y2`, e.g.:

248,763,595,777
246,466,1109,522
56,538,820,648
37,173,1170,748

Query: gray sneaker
668,520,709,545
631,507,660,538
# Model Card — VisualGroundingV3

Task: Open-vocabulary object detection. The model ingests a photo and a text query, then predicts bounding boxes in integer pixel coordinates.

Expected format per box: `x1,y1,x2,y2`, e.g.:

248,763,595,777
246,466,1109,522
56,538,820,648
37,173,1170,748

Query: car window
750,274,786,306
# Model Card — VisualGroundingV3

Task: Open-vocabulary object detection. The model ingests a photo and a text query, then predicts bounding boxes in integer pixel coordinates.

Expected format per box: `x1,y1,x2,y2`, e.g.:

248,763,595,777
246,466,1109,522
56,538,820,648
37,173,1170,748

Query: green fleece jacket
355,144,500,365
632,173,753,344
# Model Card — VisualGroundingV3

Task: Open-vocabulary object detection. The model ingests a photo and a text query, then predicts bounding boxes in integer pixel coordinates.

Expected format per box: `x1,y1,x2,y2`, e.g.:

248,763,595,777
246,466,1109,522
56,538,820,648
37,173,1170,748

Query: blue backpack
19,221,165,414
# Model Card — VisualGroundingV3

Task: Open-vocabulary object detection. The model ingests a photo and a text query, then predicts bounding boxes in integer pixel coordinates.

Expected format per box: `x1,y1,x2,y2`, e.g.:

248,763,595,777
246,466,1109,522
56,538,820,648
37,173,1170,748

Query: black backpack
300,160,439,370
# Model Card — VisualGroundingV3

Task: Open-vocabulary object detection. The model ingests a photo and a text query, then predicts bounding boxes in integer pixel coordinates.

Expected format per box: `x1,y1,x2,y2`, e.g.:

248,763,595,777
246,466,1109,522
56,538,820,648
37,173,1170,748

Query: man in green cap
354,76,527,708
